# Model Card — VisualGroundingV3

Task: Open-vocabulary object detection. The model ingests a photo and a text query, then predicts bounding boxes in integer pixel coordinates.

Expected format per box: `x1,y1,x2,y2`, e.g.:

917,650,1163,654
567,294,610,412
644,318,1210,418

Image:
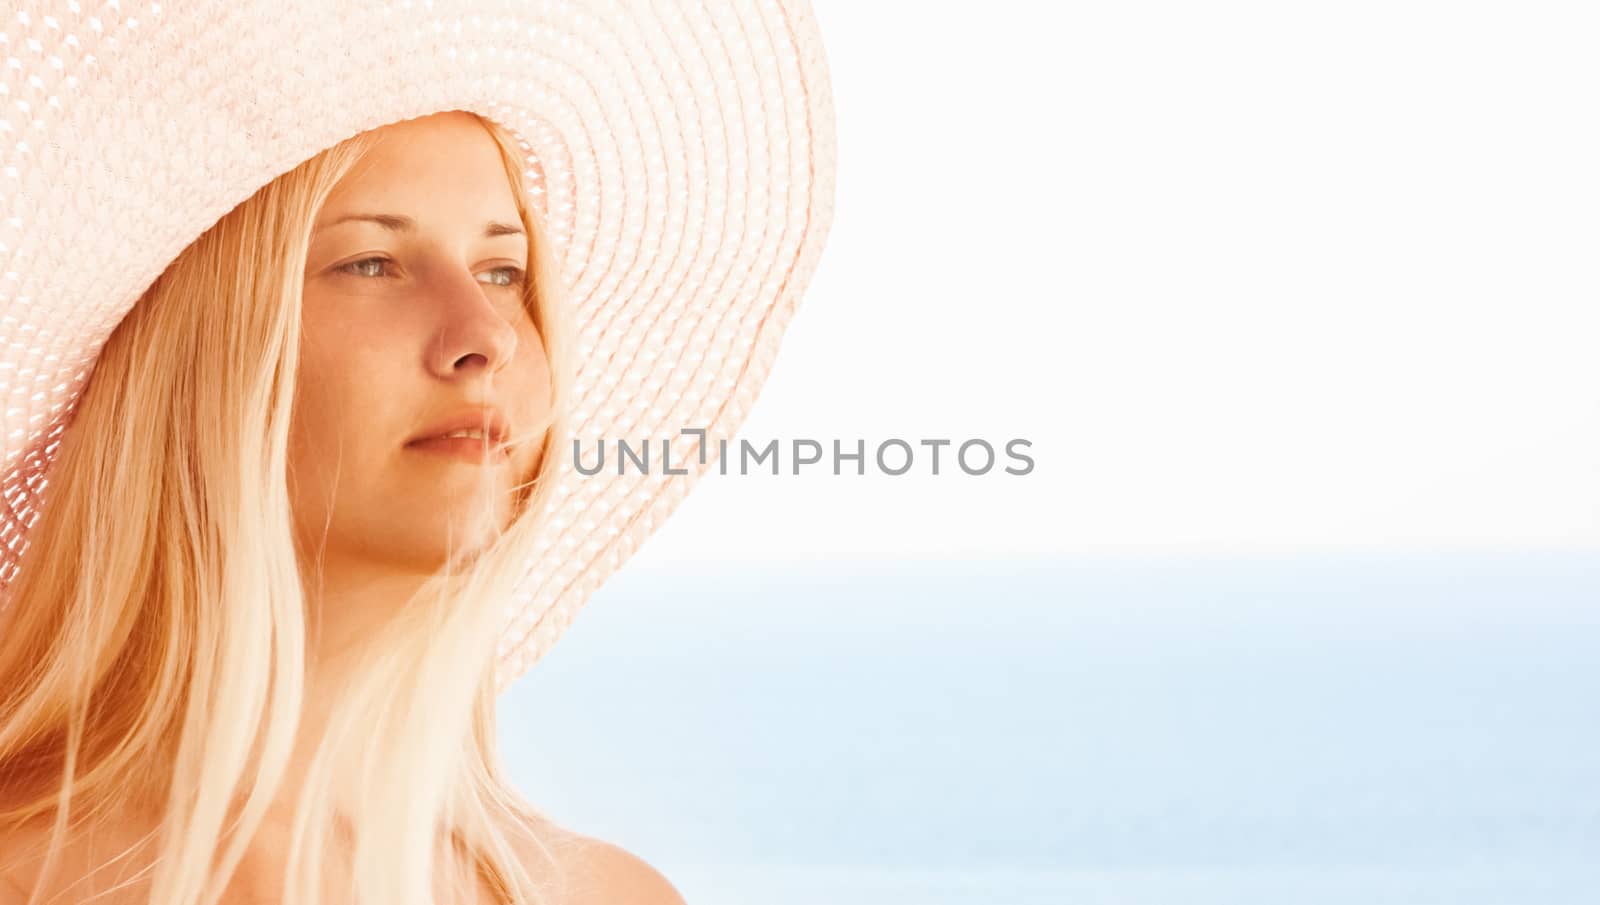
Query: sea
496,552,1599,904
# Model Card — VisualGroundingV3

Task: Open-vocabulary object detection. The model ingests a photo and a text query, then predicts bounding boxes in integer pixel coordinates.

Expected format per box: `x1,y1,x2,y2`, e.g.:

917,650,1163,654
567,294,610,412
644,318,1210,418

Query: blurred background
499,1,1600,902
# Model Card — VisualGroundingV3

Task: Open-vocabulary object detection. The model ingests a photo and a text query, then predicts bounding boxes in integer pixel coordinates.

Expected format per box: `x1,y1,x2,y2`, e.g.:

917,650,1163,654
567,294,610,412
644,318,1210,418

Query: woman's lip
404,436,512,464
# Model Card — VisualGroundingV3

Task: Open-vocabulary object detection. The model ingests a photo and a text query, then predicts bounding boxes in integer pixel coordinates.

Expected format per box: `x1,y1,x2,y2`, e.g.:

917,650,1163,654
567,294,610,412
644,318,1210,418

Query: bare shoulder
493,809,685,905
0,871,27,905
558,833,686,905
0,823,45,904
0,820,47,903
0,814,155,905
498,819,684,905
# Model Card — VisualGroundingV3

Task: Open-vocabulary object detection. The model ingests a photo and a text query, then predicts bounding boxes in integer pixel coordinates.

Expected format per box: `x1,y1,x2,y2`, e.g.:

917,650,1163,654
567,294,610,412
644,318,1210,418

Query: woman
0,1,835,903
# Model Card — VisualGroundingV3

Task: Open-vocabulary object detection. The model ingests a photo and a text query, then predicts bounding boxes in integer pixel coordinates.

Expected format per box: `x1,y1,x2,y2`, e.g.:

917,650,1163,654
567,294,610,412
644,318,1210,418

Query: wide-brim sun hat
0,0,837,689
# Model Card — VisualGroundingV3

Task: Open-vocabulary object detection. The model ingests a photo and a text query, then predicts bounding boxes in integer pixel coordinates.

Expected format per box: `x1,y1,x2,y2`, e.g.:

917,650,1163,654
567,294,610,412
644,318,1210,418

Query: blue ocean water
496,552,1600,904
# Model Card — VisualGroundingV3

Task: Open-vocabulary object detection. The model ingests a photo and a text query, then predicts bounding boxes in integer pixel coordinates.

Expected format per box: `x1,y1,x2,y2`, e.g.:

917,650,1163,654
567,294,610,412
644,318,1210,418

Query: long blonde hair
0,112,575,905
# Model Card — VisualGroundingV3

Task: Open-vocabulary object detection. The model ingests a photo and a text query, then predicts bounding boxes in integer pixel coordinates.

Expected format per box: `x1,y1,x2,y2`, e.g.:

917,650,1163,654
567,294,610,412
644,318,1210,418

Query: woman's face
291,111,551,578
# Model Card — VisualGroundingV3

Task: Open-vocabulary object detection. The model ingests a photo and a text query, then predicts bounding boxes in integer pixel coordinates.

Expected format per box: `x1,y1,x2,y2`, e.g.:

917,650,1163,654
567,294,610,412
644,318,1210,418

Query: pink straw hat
0,1,837,688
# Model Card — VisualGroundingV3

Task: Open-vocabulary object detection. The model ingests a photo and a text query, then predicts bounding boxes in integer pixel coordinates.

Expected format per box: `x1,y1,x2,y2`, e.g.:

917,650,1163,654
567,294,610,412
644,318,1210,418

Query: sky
629,0,1600,568
504,7,1600,898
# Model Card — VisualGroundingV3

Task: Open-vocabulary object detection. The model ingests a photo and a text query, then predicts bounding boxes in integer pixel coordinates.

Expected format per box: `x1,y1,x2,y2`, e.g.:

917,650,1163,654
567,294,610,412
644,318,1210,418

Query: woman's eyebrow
316,212,525,238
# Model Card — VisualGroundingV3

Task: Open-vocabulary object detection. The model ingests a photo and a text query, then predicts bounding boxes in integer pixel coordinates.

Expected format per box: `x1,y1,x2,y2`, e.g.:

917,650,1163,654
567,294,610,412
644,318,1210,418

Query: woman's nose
424,268,521,377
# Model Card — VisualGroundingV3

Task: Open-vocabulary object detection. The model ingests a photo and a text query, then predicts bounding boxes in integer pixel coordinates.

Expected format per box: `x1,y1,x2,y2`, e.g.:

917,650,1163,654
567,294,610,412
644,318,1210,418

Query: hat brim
0,0,837,689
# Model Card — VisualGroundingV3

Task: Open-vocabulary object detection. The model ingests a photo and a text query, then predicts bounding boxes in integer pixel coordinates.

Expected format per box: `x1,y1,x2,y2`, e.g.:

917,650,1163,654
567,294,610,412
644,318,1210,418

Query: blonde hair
0,113,576,904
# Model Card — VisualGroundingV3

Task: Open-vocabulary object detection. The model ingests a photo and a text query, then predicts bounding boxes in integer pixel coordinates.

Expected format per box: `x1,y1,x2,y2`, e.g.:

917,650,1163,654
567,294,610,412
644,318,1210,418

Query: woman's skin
268,108,555,844
0,112,685,903
292,110,552,663
266,107,561,895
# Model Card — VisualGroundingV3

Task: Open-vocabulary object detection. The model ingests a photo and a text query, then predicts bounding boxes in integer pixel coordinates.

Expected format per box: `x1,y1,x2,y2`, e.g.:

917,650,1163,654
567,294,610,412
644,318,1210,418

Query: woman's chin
423,517,507,569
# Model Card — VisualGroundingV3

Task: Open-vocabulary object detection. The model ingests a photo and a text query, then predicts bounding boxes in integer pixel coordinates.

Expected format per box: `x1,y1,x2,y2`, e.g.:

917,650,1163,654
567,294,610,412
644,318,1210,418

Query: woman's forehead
317,115,525,238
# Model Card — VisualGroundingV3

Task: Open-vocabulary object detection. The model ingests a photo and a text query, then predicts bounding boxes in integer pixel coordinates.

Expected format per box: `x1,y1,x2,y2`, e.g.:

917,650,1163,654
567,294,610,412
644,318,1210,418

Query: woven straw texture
0,0,837,690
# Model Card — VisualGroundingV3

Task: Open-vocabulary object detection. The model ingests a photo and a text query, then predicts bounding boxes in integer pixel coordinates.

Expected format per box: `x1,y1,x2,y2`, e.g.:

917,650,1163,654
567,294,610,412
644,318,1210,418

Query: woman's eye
336,258,525,288
338,256,395,279
479,266,528,288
